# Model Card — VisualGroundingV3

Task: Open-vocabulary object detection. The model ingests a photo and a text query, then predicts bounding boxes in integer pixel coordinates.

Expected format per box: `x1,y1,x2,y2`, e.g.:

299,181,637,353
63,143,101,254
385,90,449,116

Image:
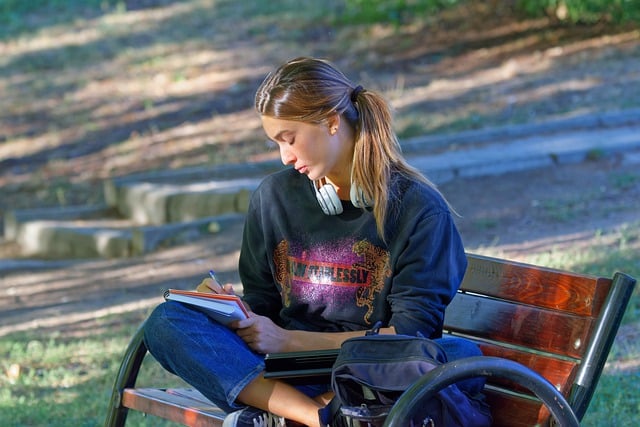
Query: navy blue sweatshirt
239,168,466,338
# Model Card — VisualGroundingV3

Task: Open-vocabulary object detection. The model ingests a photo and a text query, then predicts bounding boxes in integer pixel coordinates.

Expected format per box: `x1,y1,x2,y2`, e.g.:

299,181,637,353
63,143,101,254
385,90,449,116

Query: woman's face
261,115,351,182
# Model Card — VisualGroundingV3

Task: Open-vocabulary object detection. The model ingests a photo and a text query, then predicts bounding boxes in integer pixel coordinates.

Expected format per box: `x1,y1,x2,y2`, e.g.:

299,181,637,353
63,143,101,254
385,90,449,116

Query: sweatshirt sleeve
237,190,283,321
387,210,466,338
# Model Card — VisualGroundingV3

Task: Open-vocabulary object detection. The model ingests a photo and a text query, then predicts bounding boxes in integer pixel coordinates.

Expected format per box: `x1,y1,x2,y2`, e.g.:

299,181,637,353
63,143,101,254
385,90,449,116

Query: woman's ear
327,114,341,135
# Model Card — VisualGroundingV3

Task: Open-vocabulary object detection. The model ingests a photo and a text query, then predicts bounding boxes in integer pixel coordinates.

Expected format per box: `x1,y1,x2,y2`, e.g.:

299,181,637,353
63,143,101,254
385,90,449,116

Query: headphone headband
312,179,371,215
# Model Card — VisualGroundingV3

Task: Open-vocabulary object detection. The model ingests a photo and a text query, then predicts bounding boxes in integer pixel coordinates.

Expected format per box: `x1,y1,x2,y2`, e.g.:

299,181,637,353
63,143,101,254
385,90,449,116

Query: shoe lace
253,412,285,427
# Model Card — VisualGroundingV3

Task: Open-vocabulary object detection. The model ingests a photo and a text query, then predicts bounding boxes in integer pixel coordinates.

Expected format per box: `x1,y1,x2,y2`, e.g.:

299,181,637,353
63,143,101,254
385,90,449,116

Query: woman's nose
280,146,296,165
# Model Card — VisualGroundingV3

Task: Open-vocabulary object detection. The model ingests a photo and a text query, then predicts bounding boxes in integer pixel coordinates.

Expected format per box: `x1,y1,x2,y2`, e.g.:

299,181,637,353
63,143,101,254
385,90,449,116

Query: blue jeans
436,335,485,395
143,301,484,413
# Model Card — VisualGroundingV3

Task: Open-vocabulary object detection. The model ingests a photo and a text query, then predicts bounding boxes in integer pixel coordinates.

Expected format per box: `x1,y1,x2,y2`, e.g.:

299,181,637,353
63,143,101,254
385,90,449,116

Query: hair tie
351,85,364,103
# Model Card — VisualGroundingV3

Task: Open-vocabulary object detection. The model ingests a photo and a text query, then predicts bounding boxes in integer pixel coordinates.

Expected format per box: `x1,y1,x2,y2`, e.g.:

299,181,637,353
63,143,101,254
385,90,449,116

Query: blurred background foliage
1,0,638,40
328,0,638,26
517,0,640,24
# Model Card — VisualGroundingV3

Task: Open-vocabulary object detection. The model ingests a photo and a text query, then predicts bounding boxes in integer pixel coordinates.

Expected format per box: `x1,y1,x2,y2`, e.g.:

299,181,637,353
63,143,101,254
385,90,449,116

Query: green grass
0,309,185,427
583,372,640,426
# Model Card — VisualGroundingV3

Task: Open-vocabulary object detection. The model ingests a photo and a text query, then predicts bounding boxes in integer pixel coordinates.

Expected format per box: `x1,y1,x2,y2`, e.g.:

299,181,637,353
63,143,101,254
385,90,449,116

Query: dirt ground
1,3,640,338
446,152,640,257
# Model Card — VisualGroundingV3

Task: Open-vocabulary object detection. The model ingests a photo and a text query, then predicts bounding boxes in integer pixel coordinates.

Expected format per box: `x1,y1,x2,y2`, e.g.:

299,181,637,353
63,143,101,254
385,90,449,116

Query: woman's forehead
261,116,294,134
261,116,319,137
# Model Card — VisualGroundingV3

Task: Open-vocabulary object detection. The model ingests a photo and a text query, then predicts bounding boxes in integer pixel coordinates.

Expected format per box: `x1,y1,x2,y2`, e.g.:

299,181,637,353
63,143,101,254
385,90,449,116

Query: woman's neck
326,120,356,199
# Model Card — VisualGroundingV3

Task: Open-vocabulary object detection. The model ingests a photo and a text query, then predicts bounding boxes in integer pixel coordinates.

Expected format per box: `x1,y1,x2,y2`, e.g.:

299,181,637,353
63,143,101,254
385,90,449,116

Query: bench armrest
383,356,580,427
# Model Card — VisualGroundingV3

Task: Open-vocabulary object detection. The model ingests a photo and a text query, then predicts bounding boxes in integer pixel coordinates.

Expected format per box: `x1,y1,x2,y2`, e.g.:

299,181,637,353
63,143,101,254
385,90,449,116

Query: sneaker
222,406,286,427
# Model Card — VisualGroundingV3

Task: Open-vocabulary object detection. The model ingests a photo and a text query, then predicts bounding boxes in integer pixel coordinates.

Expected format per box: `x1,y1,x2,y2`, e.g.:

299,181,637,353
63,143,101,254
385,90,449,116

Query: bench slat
477,342,578,394
462,255,611,317
484,388,550,427
445,292,595,358
122,388,225,427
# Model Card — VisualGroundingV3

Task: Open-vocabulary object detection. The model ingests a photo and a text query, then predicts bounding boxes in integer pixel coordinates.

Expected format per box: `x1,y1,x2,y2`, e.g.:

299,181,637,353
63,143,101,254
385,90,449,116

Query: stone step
106,177,262,225
410,124,640,182
5,169,267,259
8,207,246,259
131,213,245,255
16,217,134,259
3,110,640,260
4,204,115,240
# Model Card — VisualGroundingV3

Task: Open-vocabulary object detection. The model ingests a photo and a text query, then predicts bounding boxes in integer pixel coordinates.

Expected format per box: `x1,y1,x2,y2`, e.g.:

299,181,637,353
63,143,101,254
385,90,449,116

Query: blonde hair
255,57,442,239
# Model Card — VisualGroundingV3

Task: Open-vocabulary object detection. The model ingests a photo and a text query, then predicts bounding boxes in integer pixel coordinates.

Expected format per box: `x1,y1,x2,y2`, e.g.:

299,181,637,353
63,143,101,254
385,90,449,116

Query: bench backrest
444,253,635,427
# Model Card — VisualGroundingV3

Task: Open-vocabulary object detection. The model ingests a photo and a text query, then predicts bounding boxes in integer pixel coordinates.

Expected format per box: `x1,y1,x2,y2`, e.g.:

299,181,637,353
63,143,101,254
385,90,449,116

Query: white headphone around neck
313,178,372,215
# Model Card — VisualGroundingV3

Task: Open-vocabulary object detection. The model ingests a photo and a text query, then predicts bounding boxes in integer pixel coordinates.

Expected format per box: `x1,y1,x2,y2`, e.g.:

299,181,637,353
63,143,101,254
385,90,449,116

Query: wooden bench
105,253,636,426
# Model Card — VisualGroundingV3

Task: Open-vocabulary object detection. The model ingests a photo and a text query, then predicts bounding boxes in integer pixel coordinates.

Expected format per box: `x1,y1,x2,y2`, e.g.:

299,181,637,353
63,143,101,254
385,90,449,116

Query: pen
209,270,223,288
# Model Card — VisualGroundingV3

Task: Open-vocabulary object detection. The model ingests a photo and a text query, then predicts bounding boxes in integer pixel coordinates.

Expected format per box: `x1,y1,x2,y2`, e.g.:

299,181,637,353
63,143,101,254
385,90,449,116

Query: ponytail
351,88,439,240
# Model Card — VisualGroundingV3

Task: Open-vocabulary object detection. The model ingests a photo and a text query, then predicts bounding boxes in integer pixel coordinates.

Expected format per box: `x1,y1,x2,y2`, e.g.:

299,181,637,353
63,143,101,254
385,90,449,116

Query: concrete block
4,204,112,240
115,178,260,225
235,188,252,212
104,160,283,208
622,150,640,165
460,157,552,178
119,182,168,225
131,213,245,255
166,191,239,223
16,221,132,259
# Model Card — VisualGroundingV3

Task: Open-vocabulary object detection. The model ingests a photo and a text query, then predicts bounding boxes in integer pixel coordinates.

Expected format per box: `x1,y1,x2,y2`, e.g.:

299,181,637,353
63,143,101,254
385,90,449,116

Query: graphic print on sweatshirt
273,238,391,324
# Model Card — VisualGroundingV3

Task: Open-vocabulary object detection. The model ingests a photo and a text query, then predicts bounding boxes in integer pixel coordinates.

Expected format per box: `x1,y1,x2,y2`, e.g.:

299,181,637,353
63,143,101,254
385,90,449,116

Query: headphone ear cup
350,184,372,208
314,181,343,215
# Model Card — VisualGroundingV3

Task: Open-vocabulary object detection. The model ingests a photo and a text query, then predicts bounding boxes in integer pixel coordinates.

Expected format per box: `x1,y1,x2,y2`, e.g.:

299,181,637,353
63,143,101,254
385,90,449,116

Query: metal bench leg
105,320,149,427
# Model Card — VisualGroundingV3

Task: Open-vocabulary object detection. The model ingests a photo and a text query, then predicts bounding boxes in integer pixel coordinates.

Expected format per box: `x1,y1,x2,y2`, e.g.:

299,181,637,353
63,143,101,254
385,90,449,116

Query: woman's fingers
195,278,224,293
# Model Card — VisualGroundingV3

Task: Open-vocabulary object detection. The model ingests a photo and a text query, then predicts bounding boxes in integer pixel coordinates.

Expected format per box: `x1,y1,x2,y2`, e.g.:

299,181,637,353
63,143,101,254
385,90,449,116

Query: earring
330,127,337,135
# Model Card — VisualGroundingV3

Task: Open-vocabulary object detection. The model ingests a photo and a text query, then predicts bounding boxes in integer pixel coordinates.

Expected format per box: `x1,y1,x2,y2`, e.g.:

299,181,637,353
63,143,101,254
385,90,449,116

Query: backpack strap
365,320,383,336
318,396,345,427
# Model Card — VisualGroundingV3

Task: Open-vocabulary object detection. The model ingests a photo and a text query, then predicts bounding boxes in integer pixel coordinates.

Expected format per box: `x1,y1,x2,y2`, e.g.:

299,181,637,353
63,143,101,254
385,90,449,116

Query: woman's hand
195,276,235,295
195,275,253,312
230,315,290,354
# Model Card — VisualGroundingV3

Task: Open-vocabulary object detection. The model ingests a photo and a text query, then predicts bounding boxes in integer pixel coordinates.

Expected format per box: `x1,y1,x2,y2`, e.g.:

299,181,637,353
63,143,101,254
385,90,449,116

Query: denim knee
141,301,265,412
436,336,486,395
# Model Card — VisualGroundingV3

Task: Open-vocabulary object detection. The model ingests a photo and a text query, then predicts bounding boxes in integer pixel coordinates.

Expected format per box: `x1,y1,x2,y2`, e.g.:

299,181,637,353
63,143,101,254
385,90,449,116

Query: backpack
327,333,492,427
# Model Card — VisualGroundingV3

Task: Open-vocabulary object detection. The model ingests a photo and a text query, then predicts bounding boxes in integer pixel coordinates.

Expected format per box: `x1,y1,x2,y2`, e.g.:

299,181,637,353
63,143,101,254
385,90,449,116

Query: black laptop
263,348,339,384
